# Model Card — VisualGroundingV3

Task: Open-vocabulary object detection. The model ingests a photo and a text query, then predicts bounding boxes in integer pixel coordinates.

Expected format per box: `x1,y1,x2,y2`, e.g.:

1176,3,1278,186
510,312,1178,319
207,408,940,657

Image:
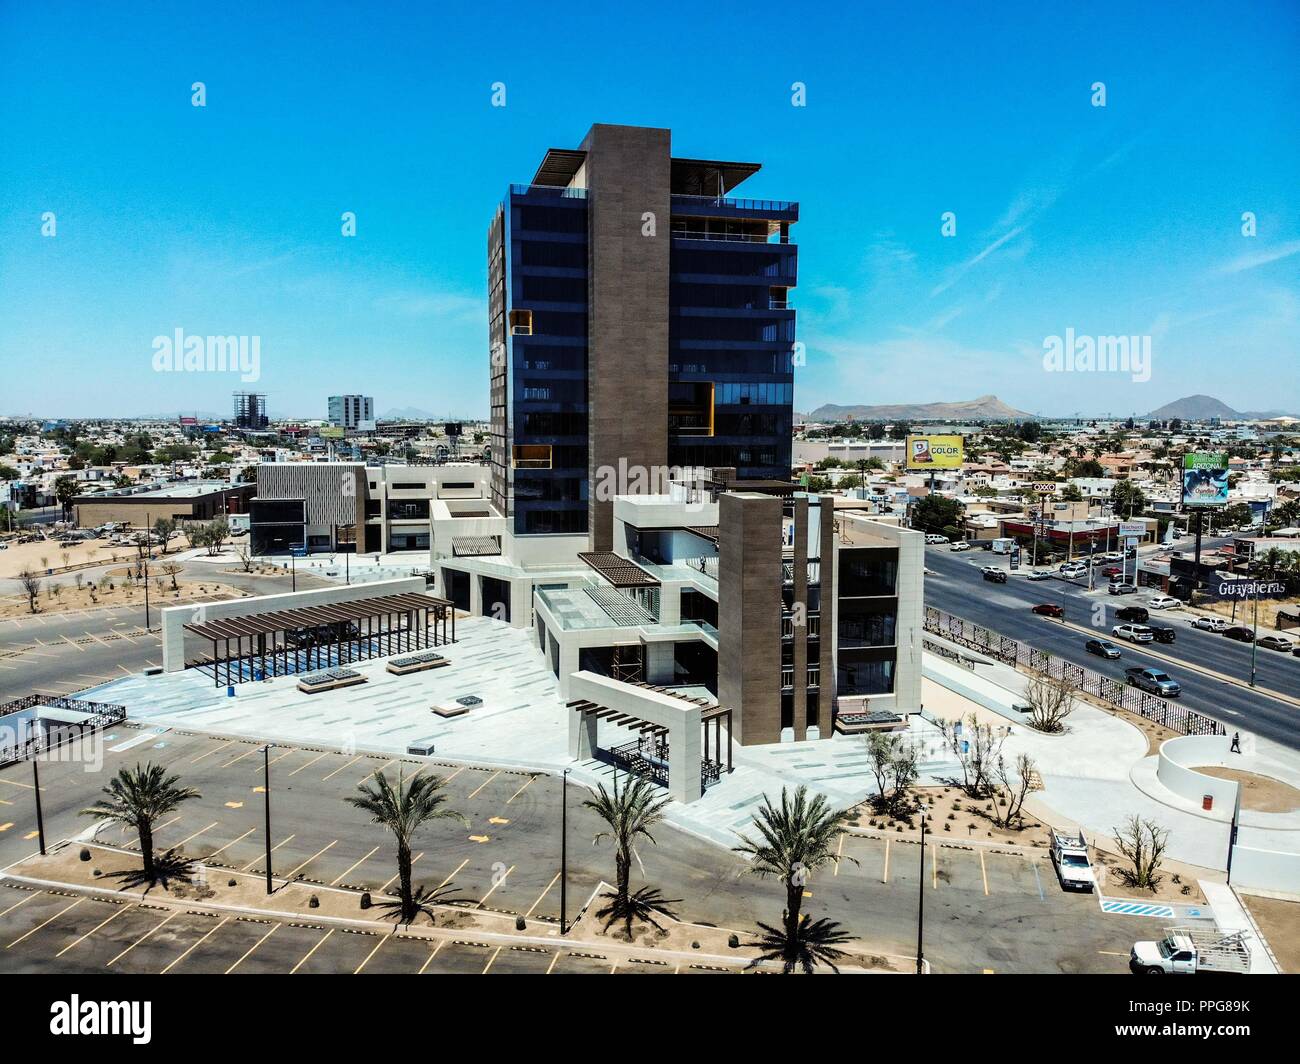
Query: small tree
80,763,200,884
235,542,255,572
160,562,183,591
1023,671,1076,734
938,713,1005,797
992,753,1036,829
153,517,176,555
1111,815,1170,891
865,732,919,817
17,567,41,613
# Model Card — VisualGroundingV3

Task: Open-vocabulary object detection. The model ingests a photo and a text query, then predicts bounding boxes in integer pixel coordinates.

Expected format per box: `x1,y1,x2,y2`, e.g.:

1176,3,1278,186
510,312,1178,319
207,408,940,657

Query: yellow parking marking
505,775,538,804
0,890,44,919
526,872,561,917
321,755,364,782
240,833,295,872
7,897,84,948
468,835,490,843
107,910,178,966
57,903,137,957
482,946,502,974
0,777,37,791
476,865,514,908
1098,950,1128,957
443,766,466,784
466,771,501,800
189,740,235,764
381,853,423,892
174,821,220,849
983,968,996,974
224,802,244,809
331,846,381,886
290,929,334,973
418,939,445,973
23,831,38,840
833,833,844,876
204,827,255,859
882,838,890,883
979,848,990,896
161,916,230,973
286,751,329,777
225,922,279,973
281,840,337,881
0,823,13,833
488,816,510,825
353,934,388,974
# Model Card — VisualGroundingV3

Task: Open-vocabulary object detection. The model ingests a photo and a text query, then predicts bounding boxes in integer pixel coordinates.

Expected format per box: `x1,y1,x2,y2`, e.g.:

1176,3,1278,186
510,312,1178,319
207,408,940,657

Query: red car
1101,565,1123,577
1031,603,1064,617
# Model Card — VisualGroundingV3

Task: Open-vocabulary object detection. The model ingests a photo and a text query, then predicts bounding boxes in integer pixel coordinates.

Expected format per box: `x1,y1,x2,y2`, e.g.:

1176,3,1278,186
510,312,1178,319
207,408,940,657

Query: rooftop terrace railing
672,194,797,213
511,184,587,199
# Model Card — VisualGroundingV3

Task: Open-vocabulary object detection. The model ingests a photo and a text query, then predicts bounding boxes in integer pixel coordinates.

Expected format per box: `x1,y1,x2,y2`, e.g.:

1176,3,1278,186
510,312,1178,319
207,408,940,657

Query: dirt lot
1198,596,1299,630
1,568,250,618
1194,766,1300,813
0,533,194,580
1241,894,1300,973
848,784,1050,846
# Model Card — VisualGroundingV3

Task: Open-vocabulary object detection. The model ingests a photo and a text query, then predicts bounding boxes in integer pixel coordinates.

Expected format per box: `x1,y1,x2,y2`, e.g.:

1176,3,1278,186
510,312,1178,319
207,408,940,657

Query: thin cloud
1213,239,1300,276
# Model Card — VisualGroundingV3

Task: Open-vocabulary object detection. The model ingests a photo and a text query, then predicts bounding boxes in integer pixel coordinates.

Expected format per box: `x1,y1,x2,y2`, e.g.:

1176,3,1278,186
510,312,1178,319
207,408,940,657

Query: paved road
0,727,1139,974
0,561,333,701
922,545,1300,750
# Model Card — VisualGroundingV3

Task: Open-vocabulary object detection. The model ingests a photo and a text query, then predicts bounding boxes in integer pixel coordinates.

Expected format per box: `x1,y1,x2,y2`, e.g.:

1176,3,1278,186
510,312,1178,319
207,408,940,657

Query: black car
1145,623,1176,645
1223,626,1254,642
1085,639,1122,659
1115,606,1149,624
982,569,1007,583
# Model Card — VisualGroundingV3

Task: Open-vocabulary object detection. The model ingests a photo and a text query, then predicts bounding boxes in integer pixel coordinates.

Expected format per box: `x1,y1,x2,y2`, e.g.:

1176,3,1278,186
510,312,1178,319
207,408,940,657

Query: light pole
560,767,570,934
142,510,151,631
263,744,273,894
32,752,46,856
916,803,928,975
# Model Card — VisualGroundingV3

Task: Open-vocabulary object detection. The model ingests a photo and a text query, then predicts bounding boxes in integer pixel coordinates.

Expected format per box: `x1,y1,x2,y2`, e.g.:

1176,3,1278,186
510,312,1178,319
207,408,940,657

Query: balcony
671,194,798,221
511,184,587,199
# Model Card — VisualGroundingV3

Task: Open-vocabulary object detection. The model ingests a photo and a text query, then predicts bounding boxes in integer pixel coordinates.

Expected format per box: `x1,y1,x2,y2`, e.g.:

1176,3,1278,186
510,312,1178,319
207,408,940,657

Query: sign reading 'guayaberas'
1211,579,1289,600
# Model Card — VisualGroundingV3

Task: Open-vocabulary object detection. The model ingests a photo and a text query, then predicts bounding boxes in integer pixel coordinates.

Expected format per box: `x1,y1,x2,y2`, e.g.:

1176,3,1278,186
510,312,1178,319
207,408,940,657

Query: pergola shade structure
184,592,455,687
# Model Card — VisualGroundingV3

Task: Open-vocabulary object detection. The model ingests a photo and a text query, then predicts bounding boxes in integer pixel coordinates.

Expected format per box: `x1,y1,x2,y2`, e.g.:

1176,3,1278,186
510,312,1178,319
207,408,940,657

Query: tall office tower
488,123,797,548
233,391,268,430
328,395,374,430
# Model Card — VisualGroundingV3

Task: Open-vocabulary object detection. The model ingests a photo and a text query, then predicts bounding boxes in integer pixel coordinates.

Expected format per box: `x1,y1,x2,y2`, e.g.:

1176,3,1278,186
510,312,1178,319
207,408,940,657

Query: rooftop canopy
183,591,451,642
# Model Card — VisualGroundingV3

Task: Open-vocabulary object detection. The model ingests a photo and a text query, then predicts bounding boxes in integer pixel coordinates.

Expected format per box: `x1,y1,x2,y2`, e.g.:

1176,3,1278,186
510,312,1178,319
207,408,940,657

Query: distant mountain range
806,395,1034,423
1143,394,1295,421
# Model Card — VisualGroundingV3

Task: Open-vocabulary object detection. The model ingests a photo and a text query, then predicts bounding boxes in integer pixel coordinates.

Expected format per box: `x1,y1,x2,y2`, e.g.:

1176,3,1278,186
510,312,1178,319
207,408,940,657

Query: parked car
1256,634,1297,653
924,534,948,545
1112,623,1154,644
1223,626,1254,643
1027,569,1053,580
1145,623,1176,645
1031,603,1064,617
1101,565,1123,578
1115,606,1149,623
1108,582,1137,595
1191,616,1230,632
1050,828,1095,892
949,541,971,552
1129,928,1250,975
1059,562,1088,578
981,569,1007,583
1100,551,1124,562
1125,666,1182,697
1085,639,1122,659
1146,595,1180,610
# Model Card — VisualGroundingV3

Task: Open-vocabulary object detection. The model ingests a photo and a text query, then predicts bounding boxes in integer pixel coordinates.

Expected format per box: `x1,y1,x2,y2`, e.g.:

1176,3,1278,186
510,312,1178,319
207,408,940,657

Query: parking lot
0,726,1144,973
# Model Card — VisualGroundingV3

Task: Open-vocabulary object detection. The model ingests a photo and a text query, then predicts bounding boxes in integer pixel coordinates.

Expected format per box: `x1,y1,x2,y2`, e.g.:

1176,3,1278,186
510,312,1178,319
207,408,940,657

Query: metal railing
923,606,1226,737
671,194,797,213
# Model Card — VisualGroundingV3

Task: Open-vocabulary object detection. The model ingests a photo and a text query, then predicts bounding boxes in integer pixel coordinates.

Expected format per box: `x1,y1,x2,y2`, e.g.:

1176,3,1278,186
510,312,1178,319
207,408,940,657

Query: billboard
319,426,345,439
905,434,964,470
1182,452,1228,508
1118,521,1146,538
1207,578,1289,601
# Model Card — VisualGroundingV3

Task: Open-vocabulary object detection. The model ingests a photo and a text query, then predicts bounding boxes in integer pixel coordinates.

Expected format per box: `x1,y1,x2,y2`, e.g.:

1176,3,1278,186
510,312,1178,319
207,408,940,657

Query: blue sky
1,0,1297,420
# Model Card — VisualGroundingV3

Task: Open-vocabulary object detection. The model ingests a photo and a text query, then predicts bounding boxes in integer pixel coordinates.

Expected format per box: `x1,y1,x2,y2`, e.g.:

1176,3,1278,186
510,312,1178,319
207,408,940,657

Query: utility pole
142,510,151,630
1249,584,1260,688
33,752,46,856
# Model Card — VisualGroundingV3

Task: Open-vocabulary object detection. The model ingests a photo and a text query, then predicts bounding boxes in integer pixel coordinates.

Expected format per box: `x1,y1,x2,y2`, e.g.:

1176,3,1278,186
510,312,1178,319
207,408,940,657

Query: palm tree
583,774,673,938
80,763,199,883
347,768,465,925
733,785,854,973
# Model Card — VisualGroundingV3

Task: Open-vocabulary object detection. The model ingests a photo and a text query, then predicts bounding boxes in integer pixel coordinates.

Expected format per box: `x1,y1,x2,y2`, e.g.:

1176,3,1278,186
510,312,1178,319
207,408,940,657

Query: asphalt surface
921,544,1300,750
0,726,1141,974
0,561,332,701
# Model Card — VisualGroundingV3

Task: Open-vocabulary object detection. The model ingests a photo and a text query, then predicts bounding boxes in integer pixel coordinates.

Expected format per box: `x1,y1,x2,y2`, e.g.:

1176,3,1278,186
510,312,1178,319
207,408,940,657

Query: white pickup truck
1049,828,1095,891
1129,928,1251,975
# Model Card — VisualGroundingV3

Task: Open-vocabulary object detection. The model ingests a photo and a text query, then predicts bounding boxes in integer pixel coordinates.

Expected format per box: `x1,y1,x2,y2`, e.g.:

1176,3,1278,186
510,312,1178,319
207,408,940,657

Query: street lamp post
916,803,928,975
263,744,273,894
32,753,46,856
560,767,570,934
